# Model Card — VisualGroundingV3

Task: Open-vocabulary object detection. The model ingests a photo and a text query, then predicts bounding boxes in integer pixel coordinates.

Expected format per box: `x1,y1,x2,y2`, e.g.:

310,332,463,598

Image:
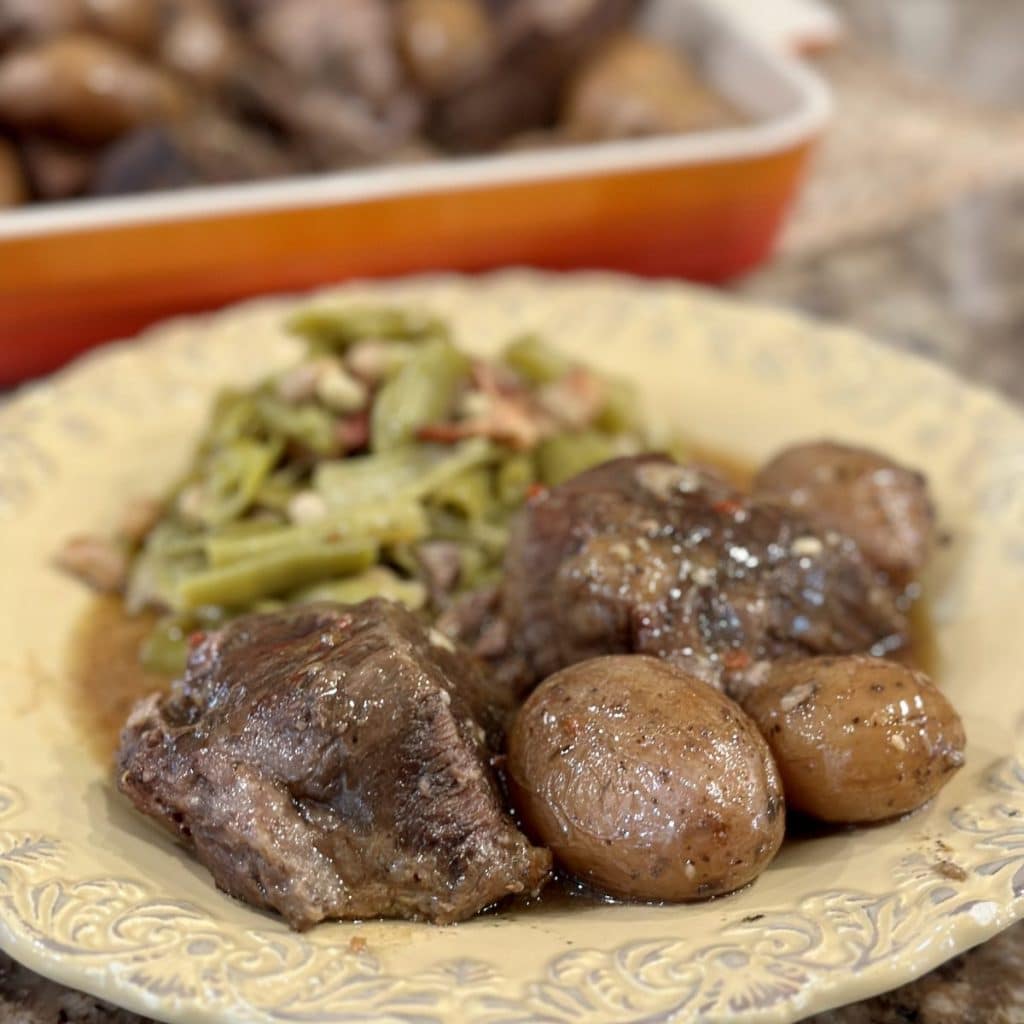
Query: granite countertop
739,0,1024,409
2,2,1023,1022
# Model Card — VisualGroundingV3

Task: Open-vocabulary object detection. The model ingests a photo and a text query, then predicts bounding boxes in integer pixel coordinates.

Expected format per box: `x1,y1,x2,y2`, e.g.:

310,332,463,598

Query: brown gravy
69,596,939,765
69,596,174,764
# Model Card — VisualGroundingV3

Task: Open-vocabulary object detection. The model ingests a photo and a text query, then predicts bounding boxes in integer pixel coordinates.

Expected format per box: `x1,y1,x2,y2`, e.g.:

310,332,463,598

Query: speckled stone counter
2,3,1023,1022
740,180,1024,407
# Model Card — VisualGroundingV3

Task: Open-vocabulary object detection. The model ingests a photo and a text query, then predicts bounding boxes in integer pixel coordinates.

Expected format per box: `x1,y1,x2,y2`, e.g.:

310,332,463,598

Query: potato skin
506,655,784,901
754,441,934,583
0,35,186,143
741,656,965,823
563,32,724,142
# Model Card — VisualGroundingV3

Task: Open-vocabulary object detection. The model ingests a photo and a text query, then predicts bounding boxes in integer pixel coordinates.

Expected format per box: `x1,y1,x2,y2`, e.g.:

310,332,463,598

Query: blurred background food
0,0,739,206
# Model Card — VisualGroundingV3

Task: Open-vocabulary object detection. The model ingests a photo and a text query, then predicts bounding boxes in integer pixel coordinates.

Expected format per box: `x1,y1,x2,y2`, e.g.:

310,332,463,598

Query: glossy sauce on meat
69,554,937,764
495,456,915,699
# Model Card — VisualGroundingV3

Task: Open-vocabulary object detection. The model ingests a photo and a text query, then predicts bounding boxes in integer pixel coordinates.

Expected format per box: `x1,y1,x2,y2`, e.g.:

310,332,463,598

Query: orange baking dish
0,1,830,385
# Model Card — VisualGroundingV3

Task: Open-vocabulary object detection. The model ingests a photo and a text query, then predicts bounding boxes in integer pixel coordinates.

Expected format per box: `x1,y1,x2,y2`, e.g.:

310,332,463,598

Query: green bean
209,519,287,543
502,334,571,384
454,542,488,590
371,340,469,451
537,431,621,487
176,538,378,609
384,542,420,577
191,439,281,527
143,522,207,558
348,341,418,380
314,447,432,506
496,452,535,506
254,394,336,455
126,523,207,612
287,306,448,352
111,306,682,655
472,564,504,590
205,502,427,567
314,438,495,508
430,467,493,521
199,518,290,562
595,376,643,434
428,509,508,556
139,619,189,676
292,567,427,610
256,466,307,512
206,391,260,449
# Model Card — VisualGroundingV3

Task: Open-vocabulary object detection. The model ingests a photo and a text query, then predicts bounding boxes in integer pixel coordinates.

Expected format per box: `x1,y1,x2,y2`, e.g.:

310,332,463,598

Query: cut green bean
370,340,469,451
126,523,207,613
191,439,281,527
293,567,427,610
209,520,286,544
496,453,535,506
205,502,426,566
537,431,621,487
314,438,495,508
254,394,336,455
430,467,493,521
287,306,448,352
595,376,643,434
384,542,420,577
176,538,378,609
206,391,260,449
139,620,190,676
454,542,489,590
313,447,435,507
143,523,207,558
256,466,307,512
103,307,675,645
428,509,509,556
502,334,571,384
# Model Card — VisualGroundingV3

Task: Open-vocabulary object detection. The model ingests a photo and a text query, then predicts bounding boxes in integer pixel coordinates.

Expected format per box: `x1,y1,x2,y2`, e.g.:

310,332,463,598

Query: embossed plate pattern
1,273,1023,1024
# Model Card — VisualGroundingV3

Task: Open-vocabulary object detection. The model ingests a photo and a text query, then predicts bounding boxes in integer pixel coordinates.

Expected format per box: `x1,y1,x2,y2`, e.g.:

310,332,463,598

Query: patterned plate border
1,272,1022,1024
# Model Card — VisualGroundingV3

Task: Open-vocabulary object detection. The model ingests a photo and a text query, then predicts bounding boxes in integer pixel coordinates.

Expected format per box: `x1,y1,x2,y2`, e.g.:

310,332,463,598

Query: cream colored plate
1,273,1023,1024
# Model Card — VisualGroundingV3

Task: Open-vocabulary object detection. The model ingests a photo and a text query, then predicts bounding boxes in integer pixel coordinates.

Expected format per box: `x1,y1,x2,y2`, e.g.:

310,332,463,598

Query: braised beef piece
427,0,640,150
494,455,909,699
90,108,292,195
117,598,550,929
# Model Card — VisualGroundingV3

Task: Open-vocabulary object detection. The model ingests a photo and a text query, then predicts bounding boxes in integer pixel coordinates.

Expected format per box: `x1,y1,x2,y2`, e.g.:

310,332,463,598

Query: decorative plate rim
1,271,1023,1024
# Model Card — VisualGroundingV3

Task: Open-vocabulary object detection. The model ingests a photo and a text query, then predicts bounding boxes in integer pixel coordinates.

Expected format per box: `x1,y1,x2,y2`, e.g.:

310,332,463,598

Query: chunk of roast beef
496,455,909,699
117,598,550,929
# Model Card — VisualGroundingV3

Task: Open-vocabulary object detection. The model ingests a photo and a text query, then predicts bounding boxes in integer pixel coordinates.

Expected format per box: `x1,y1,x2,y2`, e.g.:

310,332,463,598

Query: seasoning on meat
495,455,909,698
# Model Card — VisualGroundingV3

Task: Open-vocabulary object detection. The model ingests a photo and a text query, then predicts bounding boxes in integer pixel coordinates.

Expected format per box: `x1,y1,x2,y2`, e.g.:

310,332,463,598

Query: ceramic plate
1,273,1022,1024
